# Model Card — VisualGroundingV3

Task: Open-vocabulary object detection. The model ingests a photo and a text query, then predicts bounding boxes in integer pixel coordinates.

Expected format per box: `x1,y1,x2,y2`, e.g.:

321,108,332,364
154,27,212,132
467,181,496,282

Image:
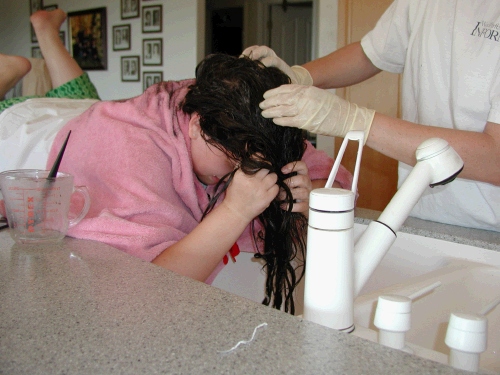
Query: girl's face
189,114,236,185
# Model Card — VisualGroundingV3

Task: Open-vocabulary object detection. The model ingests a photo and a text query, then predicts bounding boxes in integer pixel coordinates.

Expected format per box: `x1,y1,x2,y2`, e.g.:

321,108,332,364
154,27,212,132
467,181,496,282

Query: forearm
303,42,381,89
367,113,500,186
152,202,251,282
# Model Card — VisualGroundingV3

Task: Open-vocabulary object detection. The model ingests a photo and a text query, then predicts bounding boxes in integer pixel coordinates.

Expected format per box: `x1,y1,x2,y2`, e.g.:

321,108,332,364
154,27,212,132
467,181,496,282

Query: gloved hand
240,45,313,86
259,84,375,143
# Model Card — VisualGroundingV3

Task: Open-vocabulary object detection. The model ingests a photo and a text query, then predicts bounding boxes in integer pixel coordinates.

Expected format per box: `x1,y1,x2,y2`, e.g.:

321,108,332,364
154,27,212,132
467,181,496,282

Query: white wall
314,0,338,157
0,0,203,100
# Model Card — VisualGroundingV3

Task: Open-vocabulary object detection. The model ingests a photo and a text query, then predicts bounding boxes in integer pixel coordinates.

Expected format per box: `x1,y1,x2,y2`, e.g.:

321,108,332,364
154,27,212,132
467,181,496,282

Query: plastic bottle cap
445,312,488,353
374,295,412,332
377,295,412,313
448,312,487,333
309,188,355,212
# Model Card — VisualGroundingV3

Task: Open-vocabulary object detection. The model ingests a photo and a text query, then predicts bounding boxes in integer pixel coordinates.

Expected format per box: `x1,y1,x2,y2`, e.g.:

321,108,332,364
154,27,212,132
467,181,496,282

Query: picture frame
142,5,162,33
121,56,140,82
29,0,43,15
32,46,43,59
143,71,163,91
31,27,38,43
142,38,162,66
43,4,58,11
59,31,66,47
112,24,131,51
67,8,107,70
121,0,140,20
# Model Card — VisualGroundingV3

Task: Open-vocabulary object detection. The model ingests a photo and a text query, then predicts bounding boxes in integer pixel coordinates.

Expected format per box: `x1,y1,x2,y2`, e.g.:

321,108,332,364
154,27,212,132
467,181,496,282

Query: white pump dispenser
303,133,464,332
303,131,364,332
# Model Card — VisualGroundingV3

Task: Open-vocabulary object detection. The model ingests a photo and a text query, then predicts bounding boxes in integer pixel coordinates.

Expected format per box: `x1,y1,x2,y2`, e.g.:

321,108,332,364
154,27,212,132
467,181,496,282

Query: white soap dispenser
303,131,364,332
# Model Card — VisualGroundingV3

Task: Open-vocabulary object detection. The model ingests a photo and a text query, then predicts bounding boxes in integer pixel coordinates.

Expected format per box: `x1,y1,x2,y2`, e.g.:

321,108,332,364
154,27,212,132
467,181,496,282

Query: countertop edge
354,208,500,252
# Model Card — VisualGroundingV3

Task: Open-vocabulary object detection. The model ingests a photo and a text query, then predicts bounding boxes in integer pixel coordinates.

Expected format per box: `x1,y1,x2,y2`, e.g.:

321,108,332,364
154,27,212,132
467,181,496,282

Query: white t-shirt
361,0,500,232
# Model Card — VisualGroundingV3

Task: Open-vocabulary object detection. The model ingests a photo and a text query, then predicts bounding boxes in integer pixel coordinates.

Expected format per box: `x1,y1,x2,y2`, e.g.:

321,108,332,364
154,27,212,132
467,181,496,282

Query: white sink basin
212,222,500,373
352,223,500,374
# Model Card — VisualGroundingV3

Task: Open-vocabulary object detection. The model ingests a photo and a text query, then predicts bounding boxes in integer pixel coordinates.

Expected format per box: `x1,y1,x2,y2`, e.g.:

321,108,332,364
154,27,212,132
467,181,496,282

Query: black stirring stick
48,130,72,179
30,131,72,227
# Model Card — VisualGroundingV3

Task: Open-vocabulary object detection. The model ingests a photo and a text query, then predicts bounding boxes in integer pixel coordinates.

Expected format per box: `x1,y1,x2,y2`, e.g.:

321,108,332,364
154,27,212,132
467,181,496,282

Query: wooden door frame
335,0,400,211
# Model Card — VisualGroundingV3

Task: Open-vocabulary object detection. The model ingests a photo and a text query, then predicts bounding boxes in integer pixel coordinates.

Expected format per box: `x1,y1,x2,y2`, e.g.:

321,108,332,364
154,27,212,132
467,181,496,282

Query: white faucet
303,132,464,332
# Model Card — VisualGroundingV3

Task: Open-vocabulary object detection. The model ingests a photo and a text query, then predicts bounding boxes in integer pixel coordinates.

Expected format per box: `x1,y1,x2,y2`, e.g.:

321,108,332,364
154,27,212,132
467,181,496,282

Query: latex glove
260,84,375,144
240,45,313,86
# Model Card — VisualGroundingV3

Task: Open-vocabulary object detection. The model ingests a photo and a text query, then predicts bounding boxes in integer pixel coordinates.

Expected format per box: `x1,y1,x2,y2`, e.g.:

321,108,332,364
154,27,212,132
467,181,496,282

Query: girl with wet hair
183,54,307,313
8,51,352,315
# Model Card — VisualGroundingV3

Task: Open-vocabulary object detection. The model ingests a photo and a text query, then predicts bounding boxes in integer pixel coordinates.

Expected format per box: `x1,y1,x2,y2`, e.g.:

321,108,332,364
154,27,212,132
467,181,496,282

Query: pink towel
47,80,207,262
45,79,352,281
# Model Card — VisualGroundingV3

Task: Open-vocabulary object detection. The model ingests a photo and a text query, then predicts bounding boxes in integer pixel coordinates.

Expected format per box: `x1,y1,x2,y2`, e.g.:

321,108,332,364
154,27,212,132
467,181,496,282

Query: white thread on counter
218,322,268,354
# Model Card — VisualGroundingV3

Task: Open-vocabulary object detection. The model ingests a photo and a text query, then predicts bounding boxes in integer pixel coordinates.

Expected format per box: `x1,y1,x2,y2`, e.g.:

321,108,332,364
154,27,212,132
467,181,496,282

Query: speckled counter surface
0,231,477,375
355,208,500,252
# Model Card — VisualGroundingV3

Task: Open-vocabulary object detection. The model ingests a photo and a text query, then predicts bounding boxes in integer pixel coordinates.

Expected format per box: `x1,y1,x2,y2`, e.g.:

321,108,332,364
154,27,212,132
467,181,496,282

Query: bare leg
30,9,83,88
0,54,31,98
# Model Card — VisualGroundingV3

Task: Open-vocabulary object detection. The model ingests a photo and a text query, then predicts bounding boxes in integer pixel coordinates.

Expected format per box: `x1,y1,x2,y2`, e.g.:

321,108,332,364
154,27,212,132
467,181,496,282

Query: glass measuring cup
0,169,90,244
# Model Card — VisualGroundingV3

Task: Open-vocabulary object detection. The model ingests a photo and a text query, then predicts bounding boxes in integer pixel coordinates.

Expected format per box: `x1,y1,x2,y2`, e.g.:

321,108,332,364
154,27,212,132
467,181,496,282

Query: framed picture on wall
31,27,38,43
121,56,140,82
142,5,162,33
43,4,58,11
142,38,162,66
113,24,131,51
58,31,65,47
29,0,43,15
31,46,43,59
121,0,140,19
67,7,107,70
143,71,163,91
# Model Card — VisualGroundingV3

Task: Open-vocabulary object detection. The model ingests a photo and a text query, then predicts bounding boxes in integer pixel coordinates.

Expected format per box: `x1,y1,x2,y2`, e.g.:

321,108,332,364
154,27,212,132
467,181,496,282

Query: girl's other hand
279,161,312,215
223,168,279,222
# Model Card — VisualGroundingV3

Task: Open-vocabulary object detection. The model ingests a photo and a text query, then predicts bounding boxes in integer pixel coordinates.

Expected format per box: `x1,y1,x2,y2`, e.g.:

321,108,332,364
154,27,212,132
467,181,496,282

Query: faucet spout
354,138,463,295
303,137,463,331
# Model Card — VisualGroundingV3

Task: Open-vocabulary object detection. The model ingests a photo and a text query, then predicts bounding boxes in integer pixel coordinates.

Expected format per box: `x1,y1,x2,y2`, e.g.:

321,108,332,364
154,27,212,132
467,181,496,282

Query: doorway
267,2,313,66
205,0,313,62
205,0,244,56
206,0,315,143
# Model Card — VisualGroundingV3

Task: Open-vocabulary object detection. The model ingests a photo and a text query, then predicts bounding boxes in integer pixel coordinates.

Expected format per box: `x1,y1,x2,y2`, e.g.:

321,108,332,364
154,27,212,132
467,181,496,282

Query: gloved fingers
240,45,277,61
261,104,299,119
260,85,307,114
262,84,304,100
259,56,284,69
240,45,257,57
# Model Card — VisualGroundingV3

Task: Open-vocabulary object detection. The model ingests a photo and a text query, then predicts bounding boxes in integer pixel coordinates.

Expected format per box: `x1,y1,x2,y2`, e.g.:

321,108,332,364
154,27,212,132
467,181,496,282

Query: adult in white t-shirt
242,0,500,232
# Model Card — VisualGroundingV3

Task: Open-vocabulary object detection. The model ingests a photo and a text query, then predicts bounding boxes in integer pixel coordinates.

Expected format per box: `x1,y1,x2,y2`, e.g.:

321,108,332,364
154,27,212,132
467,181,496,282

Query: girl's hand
279,161,313,215
223,168,279,222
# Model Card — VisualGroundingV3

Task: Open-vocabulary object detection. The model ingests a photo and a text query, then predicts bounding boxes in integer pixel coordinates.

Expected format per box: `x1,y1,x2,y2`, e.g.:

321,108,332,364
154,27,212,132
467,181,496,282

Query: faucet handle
373,294,413,353
445,312,487,372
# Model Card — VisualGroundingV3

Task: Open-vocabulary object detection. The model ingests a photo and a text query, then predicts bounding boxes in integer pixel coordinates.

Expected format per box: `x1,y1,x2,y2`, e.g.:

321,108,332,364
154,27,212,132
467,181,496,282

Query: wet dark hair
182,53,307,314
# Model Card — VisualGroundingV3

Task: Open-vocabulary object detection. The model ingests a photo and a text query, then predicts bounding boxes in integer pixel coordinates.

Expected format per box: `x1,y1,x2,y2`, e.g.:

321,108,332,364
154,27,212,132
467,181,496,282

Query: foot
30,8,67,35
0,54,32,98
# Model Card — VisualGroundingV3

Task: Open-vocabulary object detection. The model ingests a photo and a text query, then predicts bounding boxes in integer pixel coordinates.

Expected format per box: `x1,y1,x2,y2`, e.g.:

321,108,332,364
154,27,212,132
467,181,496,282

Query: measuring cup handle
69,186,91,228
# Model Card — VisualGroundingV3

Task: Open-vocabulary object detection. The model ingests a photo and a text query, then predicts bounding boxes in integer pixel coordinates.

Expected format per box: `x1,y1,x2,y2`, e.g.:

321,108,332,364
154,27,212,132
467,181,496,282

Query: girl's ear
188,113,201,139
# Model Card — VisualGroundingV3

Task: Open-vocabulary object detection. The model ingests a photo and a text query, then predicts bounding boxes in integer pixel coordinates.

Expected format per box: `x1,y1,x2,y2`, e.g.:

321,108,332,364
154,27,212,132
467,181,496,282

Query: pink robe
46,79,352,282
